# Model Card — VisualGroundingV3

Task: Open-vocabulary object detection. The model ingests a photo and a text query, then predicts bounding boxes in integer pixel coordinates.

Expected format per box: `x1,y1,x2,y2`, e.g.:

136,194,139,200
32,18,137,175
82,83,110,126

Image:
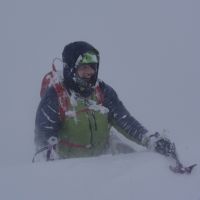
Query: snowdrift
0,152,199,200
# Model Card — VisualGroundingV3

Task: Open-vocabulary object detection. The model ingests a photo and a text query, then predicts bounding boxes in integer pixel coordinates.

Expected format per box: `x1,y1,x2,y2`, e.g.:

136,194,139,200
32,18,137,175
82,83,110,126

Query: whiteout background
0,1,199,200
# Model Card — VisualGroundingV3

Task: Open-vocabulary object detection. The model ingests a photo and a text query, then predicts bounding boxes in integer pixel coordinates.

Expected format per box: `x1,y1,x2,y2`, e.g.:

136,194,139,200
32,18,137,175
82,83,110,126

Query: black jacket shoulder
98,80,148,144
35,87,62,147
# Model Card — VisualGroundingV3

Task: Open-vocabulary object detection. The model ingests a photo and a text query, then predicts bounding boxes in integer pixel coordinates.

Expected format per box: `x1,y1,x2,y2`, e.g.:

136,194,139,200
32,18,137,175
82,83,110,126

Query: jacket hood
62,41,99,68
62,41,100,97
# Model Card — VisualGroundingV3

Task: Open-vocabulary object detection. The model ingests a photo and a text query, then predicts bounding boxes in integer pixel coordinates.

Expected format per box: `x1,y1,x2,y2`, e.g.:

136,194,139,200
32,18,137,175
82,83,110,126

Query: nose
77,65,96,79
85,68,95,78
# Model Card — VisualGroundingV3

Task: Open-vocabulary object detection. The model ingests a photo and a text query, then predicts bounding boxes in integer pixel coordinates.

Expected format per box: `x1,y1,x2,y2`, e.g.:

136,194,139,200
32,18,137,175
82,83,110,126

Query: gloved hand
143,132,197,174
46,136,59,161
32,136,59,162
48,136,58,146
145,132,176,158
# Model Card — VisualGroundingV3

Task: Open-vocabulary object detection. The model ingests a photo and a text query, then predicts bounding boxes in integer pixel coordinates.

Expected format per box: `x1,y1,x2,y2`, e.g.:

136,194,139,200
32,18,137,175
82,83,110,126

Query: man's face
76,64,96,80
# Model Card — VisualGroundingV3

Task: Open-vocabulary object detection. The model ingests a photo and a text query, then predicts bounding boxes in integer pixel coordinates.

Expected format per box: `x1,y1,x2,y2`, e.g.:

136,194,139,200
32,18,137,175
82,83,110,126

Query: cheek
86,68,95,75
77,69,83,77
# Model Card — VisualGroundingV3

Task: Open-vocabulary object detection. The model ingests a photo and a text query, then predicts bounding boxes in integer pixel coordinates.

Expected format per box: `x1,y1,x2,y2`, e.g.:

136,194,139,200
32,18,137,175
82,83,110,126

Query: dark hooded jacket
35,41,148,150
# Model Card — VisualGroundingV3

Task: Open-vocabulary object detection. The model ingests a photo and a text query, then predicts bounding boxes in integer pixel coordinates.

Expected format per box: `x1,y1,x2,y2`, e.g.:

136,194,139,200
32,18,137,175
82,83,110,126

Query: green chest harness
57,86,111,158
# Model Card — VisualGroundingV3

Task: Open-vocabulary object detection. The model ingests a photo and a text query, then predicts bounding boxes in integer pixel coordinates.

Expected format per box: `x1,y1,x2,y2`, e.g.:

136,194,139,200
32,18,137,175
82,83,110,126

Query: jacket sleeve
34,87,62,148
99,80,148,145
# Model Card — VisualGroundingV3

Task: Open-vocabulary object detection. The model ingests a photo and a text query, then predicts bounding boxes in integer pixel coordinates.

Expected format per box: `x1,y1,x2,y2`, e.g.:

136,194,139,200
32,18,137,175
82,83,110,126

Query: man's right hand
46,136,59,161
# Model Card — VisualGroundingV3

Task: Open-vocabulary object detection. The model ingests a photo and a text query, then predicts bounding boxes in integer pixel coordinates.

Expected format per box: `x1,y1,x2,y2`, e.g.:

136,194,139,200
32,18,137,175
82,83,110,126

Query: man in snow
34,41,176,161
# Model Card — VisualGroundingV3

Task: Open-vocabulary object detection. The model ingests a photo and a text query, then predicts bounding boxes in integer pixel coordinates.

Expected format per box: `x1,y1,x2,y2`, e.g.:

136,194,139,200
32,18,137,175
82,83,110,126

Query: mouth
75,76,92,88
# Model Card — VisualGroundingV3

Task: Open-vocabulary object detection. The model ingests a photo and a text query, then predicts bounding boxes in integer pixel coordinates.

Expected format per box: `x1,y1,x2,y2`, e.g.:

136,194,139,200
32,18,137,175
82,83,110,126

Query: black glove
147,132,177,158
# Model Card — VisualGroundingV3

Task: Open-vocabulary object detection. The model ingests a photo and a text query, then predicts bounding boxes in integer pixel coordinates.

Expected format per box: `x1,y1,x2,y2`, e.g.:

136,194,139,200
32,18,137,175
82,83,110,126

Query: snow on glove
48,136,58,146
46,136,59,161
145,132,176,158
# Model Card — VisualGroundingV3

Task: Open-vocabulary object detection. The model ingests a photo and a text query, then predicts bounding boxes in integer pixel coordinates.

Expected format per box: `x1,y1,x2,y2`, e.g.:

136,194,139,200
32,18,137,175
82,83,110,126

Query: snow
0,153,200,200
0,0,200,200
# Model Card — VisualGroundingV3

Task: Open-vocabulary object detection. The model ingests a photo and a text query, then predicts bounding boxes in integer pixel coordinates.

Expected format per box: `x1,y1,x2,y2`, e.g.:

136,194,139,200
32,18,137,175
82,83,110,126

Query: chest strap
53,83,69,120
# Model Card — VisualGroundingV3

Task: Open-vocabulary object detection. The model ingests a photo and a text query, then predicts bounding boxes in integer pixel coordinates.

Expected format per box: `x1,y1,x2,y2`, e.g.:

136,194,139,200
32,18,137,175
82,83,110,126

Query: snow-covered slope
0,1,200,200
0,153,200,200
